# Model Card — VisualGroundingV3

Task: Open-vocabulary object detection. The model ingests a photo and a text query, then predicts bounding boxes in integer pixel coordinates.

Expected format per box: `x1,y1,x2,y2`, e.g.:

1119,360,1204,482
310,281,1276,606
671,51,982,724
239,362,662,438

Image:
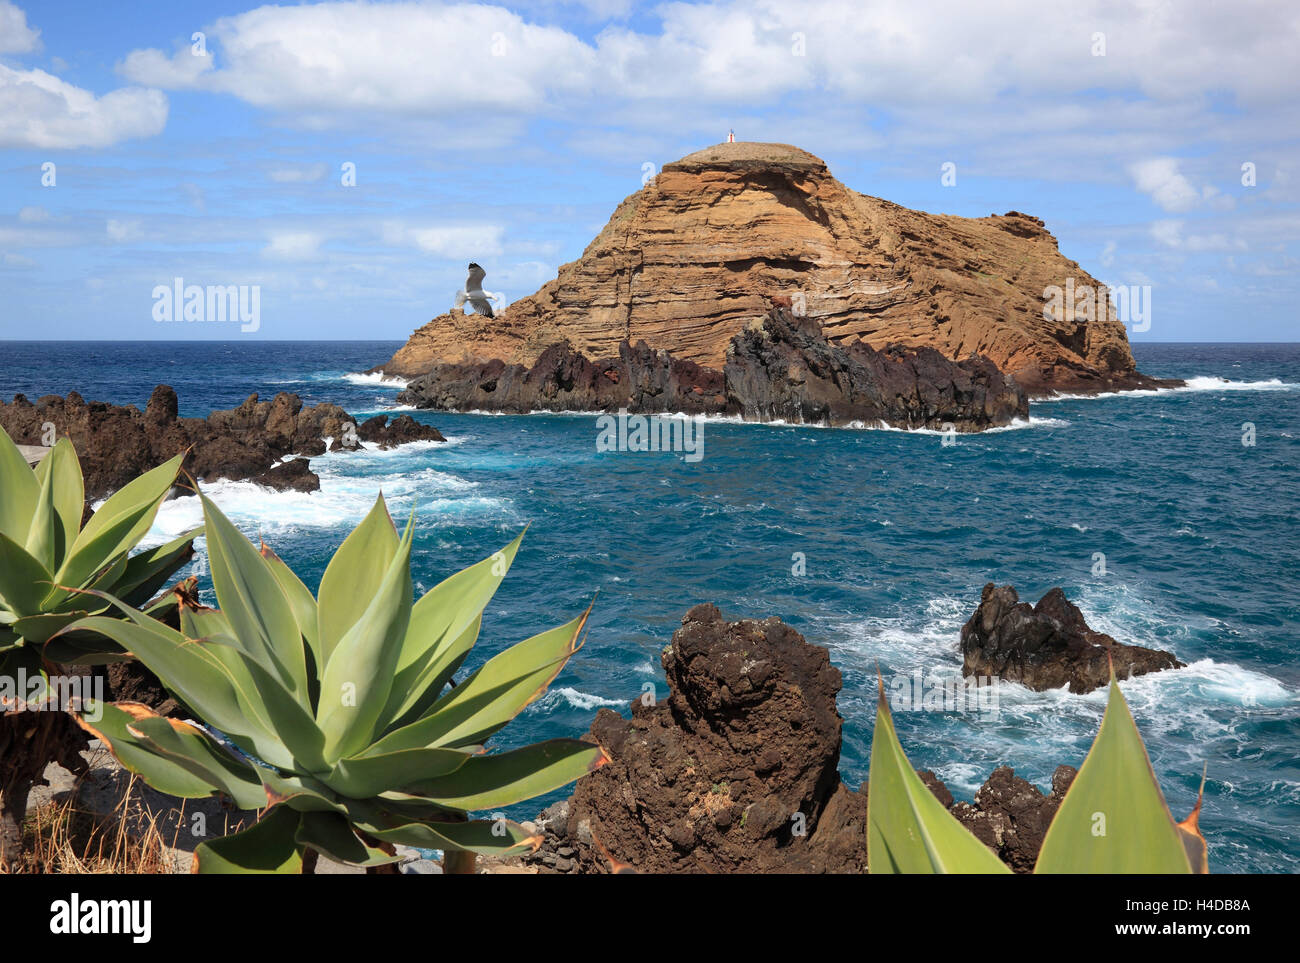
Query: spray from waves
1040,377,1297,402
531,687,625,712
139,460,500,550
823,589,1297,801
342,371,408,388
845,416,1069,434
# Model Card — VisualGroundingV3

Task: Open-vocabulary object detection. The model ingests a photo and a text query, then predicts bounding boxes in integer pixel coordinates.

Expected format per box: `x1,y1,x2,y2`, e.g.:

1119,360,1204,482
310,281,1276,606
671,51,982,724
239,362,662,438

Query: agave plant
65,490,607,873
0,424,195,868
866,665,1208,873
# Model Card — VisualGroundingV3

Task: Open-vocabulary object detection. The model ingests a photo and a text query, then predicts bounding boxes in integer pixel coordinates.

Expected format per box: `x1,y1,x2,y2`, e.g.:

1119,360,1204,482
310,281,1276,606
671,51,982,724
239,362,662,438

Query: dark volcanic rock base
0,385,445,501
397,307,1028,432
961,583,1184,694
531,605,1080,874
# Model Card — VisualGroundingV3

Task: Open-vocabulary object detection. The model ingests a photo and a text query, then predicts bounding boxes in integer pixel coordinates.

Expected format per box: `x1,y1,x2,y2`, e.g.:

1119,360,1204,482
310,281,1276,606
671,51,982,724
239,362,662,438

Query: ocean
3,340,1297,873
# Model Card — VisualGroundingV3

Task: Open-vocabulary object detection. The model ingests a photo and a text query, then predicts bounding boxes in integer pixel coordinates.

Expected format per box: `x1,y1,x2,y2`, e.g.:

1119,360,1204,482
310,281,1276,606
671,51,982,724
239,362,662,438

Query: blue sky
1,0,1297,342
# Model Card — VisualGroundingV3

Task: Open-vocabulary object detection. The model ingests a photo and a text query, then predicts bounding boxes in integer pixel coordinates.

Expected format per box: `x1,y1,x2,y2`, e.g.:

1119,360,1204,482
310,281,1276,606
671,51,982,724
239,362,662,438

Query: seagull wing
466,263,487,289
466,294,495,318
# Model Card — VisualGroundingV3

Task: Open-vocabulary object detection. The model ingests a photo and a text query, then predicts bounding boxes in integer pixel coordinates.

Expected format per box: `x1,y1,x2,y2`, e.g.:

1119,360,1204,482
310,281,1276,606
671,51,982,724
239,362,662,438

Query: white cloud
118,0,1299,118
106,218,142,242
383,222,505,257
268,163,328,184
17,205,48,222
1150,218,1247,252
118,46,214,88
1,251,36,269
120,2,595,119
264,231,325,260
0,0,39,54
1130,158,1201,213
0,63,167,149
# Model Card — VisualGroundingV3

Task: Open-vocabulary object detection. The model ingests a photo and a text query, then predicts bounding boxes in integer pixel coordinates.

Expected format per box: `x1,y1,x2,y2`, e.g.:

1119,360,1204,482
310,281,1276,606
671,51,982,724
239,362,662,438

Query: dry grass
12,774,184,874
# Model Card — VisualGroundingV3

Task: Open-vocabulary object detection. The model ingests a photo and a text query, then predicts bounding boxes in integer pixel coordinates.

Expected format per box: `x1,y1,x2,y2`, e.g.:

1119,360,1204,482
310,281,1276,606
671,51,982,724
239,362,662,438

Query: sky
0,0,1297,342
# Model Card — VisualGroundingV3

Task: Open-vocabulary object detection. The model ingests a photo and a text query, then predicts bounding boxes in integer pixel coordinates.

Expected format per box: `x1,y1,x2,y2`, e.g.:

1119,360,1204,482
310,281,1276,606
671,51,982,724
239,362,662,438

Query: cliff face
380,142,1154,395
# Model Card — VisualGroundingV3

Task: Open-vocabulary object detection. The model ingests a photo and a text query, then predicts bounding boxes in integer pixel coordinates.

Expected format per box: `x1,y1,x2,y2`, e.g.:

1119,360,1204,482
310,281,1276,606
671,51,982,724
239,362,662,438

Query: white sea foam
534,687,625,712
841,415,1068,434
1039,377,1296,402
343,370,408,388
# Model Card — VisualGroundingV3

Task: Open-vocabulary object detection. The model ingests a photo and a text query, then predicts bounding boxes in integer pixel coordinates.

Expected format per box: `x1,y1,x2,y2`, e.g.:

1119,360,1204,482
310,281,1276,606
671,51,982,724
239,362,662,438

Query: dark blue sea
3,341,1298,873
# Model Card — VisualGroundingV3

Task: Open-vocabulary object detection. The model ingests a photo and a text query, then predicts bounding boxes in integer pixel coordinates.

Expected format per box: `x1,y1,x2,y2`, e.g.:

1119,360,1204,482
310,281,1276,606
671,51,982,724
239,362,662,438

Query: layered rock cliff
379,141,1167,396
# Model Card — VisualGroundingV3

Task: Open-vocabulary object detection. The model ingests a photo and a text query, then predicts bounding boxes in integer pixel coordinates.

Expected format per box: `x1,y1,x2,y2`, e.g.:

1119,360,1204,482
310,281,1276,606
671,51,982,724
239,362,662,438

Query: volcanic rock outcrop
397,306,1028,431
530,604,1077,874
0,386,444,501
960,583,1184,694
379,141,1170,397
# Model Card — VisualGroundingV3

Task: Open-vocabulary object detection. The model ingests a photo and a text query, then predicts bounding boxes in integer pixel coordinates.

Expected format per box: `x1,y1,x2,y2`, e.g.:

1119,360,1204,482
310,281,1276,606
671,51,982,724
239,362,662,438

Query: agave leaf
316,518,414,763
295,811,401,867
403,739,608,811
1176,768,1210,874
423,610,589,750
324,746,471,799
377,533,523,727
124,715,270,810
199,633,328,775
31,438,83,571
1035,675,1192,874
0,529,53,619
114,530,198,608
259,541,321,684
58,611,265,756
195,805,304,874
74,702,249,802
866,674,1010,874
58,453,184,587
15,611,89,647
200,493,308,701
0,424,39,543
384,614,481,729
362,815,541,858
366,610,588,755
26,455,61,573
316,494,400,668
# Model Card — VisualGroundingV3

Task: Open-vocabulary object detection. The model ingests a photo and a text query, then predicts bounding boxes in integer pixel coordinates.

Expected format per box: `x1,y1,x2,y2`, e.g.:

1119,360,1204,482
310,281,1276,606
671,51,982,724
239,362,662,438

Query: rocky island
376,141,1179,419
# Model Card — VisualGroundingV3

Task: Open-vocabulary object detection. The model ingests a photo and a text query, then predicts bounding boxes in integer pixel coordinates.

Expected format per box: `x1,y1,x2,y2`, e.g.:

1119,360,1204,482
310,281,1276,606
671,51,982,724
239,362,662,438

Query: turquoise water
4,341,1298,872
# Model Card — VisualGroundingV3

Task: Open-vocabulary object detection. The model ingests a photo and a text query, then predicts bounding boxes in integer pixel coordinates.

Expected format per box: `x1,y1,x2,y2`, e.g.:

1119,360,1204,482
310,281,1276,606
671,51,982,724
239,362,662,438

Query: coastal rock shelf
378,141,1176,397
396,306,1029,432
0,386,444,501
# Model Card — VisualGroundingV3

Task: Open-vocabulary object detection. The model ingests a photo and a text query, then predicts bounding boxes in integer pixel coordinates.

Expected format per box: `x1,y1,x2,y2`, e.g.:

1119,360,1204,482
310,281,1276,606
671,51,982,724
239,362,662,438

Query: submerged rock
960,583,1184,694
397,306,1028,432
356,413,447,448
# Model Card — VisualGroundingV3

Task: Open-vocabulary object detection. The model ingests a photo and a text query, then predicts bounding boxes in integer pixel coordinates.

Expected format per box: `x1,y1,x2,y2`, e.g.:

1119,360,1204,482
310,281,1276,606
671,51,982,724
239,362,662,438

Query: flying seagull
454,262,501,318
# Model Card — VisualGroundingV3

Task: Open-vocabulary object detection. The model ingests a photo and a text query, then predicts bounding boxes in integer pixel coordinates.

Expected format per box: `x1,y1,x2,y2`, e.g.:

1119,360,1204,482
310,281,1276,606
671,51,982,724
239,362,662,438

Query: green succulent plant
65,490,607,873
0,425,195,675
866,665,1208,873
0,424,195,869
